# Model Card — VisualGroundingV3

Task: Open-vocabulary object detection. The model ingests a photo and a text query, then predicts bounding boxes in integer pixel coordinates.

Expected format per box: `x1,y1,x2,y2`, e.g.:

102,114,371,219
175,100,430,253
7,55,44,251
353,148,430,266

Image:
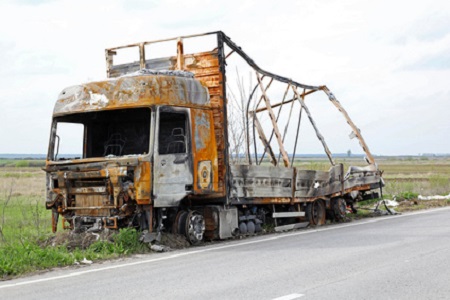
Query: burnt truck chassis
44,32,383,244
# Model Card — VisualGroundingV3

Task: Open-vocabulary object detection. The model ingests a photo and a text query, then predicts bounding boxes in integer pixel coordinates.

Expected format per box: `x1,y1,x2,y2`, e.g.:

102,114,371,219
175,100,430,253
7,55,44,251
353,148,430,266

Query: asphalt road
2,207,450,300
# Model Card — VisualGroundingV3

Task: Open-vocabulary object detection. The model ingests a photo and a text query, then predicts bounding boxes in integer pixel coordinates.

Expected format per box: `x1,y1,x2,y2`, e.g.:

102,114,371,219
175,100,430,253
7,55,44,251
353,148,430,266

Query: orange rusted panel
54,75,210,116
184,50,226,195
135,161,151,205
253,197,293,204
191,108,219,194
75,194,110,216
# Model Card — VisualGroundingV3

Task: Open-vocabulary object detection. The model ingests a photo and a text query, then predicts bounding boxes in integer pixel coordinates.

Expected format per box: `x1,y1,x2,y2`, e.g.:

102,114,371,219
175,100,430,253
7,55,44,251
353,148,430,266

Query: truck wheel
186,211,205,245
174,210,205,245
332,198,347,221
306,200,326,226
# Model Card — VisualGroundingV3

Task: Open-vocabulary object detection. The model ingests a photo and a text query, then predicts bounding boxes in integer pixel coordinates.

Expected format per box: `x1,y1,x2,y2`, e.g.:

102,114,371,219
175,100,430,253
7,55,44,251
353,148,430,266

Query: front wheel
174,210,205,245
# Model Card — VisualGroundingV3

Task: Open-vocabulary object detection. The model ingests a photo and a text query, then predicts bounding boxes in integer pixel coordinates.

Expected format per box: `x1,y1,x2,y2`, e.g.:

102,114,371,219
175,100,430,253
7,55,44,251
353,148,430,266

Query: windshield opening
51,108,151,161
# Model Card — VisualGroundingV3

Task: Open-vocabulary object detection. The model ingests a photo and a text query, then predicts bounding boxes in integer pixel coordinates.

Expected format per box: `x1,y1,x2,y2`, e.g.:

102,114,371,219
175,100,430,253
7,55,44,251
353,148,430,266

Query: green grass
0,196,50,243
0,228,148,278
0,168,150,279
0,160,45,168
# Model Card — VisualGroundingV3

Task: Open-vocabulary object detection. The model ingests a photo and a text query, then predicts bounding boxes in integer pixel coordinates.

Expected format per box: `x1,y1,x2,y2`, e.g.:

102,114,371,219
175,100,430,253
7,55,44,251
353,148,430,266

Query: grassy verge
0,169,150,280
0,228,148,279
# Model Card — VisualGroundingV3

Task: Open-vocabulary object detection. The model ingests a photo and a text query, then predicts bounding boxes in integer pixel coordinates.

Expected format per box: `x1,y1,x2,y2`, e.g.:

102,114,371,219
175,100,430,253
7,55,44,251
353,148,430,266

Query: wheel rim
185,211,205,245
307,200,326,225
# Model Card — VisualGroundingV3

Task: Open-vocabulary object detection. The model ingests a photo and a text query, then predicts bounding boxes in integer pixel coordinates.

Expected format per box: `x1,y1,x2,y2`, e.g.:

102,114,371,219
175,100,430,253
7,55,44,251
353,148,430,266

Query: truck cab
44,71,220,238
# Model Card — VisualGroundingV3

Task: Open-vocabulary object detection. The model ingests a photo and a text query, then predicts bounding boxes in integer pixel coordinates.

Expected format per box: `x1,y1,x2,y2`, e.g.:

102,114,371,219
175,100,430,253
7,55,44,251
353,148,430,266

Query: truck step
274,222,309,232
272,211,305,218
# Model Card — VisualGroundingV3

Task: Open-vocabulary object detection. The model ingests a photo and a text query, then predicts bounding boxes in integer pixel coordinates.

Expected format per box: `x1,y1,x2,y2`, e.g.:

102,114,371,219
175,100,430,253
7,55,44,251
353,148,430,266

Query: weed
399,191,419,200
15,161,29,168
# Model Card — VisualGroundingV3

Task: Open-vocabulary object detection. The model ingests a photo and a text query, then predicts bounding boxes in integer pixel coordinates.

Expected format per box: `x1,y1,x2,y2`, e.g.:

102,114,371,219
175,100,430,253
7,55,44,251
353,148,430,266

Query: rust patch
135,161,151,204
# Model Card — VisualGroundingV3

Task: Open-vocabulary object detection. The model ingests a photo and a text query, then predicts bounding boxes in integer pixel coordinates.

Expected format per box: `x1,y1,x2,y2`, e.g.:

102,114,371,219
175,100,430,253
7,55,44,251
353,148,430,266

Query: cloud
405,49,450,71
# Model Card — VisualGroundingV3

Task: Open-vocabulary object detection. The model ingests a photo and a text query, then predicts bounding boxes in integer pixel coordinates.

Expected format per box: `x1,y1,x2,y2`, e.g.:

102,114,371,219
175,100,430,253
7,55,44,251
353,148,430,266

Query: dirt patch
396,199,450,212
40,230,115,249
40,230,190,251
158,233,190,250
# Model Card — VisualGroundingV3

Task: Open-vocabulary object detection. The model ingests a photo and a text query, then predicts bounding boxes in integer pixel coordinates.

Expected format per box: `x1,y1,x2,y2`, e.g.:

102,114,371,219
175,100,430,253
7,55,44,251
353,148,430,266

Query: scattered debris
149,244,167,252
41,231,114,250
80,258,93,265
418,193,450,201
378,199,399,207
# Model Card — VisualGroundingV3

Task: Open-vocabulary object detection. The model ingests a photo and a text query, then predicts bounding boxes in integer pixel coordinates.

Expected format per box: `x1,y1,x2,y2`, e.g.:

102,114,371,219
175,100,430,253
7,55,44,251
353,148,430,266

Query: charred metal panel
135,161,151,205
54,75,209,116
75,194,110,216
295,164,343,198
106,42,229,197
231,165,294,198
191,108,219,194
343,164,382,191
184,50,227,196
153,107,194,207
202,206,238,240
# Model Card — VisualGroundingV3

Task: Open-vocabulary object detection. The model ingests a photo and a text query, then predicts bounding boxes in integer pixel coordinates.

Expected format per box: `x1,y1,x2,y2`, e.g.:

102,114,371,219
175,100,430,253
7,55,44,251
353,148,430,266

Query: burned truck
44,32,383,244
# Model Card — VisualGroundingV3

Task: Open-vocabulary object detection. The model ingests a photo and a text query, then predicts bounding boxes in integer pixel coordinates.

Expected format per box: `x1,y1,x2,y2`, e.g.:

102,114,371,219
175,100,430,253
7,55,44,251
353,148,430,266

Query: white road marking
272,293,304,300
1,206,449,289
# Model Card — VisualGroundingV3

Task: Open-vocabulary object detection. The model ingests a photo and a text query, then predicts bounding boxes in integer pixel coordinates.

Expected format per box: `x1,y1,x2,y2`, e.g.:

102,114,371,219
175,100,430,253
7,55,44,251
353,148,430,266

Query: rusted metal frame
330,184,372,198
106,31,221,52
255,89,318,113
217,32,232,201
256,72,290,167
66,206,116,210
277,92,296,165
139,43,146,70
292,86,335,166
246,77,271,165
176,38,184,70
225,50,235,59
103,217,118,229
62,217,72,230
220,32,320,91
146,205,153,232
235,70,249,164
106,30,320,90
105,31,220,77
321,86,375,165
258,82,291,165
105,49,116,78
253,112,277,165
254,77,274,110
290,168,297,205
291,90,305,166
252,111,259,164
251,76,274,164
245,85,259,165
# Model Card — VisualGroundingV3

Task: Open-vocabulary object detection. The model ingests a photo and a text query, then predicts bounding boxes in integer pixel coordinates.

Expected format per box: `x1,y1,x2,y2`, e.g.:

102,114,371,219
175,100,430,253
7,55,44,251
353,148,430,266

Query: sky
0,0,449,156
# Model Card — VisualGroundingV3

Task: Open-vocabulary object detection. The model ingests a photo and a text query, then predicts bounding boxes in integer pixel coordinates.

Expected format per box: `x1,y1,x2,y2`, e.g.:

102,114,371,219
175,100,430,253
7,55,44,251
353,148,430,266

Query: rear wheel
306,200,326,226
332,198,347,221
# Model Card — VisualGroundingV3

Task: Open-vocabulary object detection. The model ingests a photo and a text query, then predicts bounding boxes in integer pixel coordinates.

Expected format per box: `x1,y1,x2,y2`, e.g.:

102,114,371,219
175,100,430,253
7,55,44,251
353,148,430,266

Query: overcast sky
0,0,449,156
